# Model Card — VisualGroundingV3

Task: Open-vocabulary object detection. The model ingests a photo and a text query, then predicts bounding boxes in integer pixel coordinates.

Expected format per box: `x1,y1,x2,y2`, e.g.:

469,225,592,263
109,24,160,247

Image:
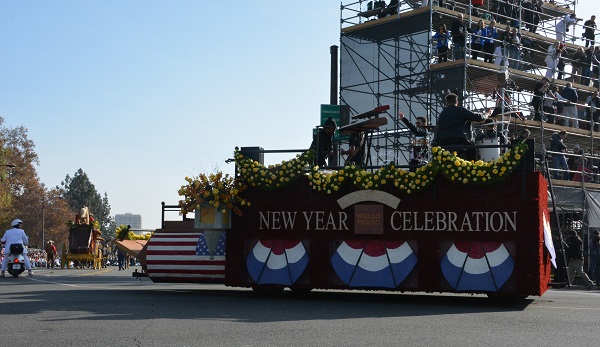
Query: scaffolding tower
338,0,600,276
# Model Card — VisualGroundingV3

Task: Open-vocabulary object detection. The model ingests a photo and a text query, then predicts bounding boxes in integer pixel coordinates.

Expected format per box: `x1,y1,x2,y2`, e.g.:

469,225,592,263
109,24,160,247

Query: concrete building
115,213,142,229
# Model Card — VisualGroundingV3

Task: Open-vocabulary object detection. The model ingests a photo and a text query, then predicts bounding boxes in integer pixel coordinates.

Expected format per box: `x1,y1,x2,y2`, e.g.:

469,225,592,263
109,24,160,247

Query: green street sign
320,104,350,141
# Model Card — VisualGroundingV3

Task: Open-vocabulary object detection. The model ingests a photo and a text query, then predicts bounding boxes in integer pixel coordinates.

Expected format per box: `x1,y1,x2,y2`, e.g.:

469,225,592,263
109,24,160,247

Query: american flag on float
146,231,226,283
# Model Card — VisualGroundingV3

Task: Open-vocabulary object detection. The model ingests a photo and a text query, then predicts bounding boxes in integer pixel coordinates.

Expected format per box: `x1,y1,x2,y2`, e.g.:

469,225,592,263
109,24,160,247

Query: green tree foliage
100,192,116,240
0,117,71,248
59,169,114,236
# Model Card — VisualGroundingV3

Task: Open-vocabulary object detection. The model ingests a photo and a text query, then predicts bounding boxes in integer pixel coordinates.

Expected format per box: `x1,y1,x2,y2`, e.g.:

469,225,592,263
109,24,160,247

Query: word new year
257,210,518,233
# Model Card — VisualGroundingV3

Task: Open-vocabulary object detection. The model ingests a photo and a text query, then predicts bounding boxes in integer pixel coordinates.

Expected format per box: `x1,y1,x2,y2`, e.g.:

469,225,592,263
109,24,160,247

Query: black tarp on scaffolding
548,186,600,228
586,190,600,229
549,186,585,212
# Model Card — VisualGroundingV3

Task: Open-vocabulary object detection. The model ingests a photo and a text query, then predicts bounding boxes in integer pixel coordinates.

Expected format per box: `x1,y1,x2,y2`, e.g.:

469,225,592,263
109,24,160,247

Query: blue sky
0,1,339,229
1,1,596,229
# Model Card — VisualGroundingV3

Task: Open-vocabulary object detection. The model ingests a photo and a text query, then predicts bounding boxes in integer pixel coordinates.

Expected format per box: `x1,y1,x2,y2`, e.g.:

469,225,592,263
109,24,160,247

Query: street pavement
1,266,599,347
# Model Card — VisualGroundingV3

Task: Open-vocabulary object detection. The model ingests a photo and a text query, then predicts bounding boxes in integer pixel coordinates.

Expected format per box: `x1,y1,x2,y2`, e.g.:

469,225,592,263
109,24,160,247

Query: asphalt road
0,266,598,347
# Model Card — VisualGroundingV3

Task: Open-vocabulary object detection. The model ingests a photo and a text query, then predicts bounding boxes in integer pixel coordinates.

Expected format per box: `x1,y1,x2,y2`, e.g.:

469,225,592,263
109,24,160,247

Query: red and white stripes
146,232,225,283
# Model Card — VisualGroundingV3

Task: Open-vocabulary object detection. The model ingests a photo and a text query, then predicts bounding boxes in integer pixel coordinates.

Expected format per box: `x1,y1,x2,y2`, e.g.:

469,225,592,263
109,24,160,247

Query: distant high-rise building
115,213,142,229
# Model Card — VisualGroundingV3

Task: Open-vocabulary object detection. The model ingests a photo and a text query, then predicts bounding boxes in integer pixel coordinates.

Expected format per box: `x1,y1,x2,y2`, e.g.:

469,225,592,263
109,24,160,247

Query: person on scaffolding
549,130,569,180
555,13,580,43
582,15,597,47
451,13,470,60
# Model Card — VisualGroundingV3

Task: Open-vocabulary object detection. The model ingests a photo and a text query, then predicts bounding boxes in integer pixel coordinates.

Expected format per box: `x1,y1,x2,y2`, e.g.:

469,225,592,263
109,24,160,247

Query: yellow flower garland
233,142,528,195
235,148,314,190
434,142,526,185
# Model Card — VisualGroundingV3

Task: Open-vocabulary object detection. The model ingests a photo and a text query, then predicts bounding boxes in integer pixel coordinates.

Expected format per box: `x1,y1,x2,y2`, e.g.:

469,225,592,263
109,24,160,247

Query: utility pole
42,195,45,247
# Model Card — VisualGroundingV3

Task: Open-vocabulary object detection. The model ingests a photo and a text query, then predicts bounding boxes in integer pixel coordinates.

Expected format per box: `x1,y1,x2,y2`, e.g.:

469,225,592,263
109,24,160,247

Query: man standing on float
433,93,489,160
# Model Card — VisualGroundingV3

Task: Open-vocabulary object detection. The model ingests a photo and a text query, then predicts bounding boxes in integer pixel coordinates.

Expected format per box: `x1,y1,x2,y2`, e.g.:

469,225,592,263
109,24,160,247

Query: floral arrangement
66,218,100,230
434,143,526,185
307,161,438,195
178,170,249,216
115,224,151,241
235,148,314,190
235,142,528,195
181,143,528,216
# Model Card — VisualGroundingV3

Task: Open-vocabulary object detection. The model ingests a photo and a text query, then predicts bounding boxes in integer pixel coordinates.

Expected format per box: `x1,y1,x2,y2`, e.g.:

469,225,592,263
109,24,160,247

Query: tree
59,169,114,237
21,187,71,249
0,117,38,225
99,192,116,240
41,189,71,248
0,117,71,248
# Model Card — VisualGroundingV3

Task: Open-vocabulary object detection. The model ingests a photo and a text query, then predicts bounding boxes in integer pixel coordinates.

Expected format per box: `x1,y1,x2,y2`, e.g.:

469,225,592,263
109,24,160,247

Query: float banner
226,172,551,297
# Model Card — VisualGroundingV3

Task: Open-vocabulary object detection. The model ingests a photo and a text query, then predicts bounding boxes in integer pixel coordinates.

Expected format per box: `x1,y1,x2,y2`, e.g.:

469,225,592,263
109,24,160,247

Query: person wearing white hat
1,219,33,277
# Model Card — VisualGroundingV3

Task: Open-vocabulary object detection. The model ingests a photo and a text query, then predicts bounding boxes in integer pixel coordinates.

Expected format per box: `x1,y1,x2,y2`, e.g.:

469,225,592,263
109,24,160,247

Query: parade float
61,207,104,269
113,224,151,263
143,141,554,301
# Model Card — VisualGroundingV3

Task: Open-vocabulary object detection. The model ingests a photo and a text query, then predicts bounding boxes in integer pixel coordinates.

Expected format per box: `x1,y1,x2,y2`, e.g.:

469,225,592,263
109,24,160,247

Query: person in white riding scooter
1,219,33,277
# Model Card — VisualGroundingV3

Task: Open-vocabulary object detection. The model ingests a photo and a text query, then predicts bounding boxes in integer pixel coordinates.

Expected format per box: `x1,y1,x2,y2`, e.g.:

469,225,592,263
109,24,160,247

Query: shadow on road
0,271,533,323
